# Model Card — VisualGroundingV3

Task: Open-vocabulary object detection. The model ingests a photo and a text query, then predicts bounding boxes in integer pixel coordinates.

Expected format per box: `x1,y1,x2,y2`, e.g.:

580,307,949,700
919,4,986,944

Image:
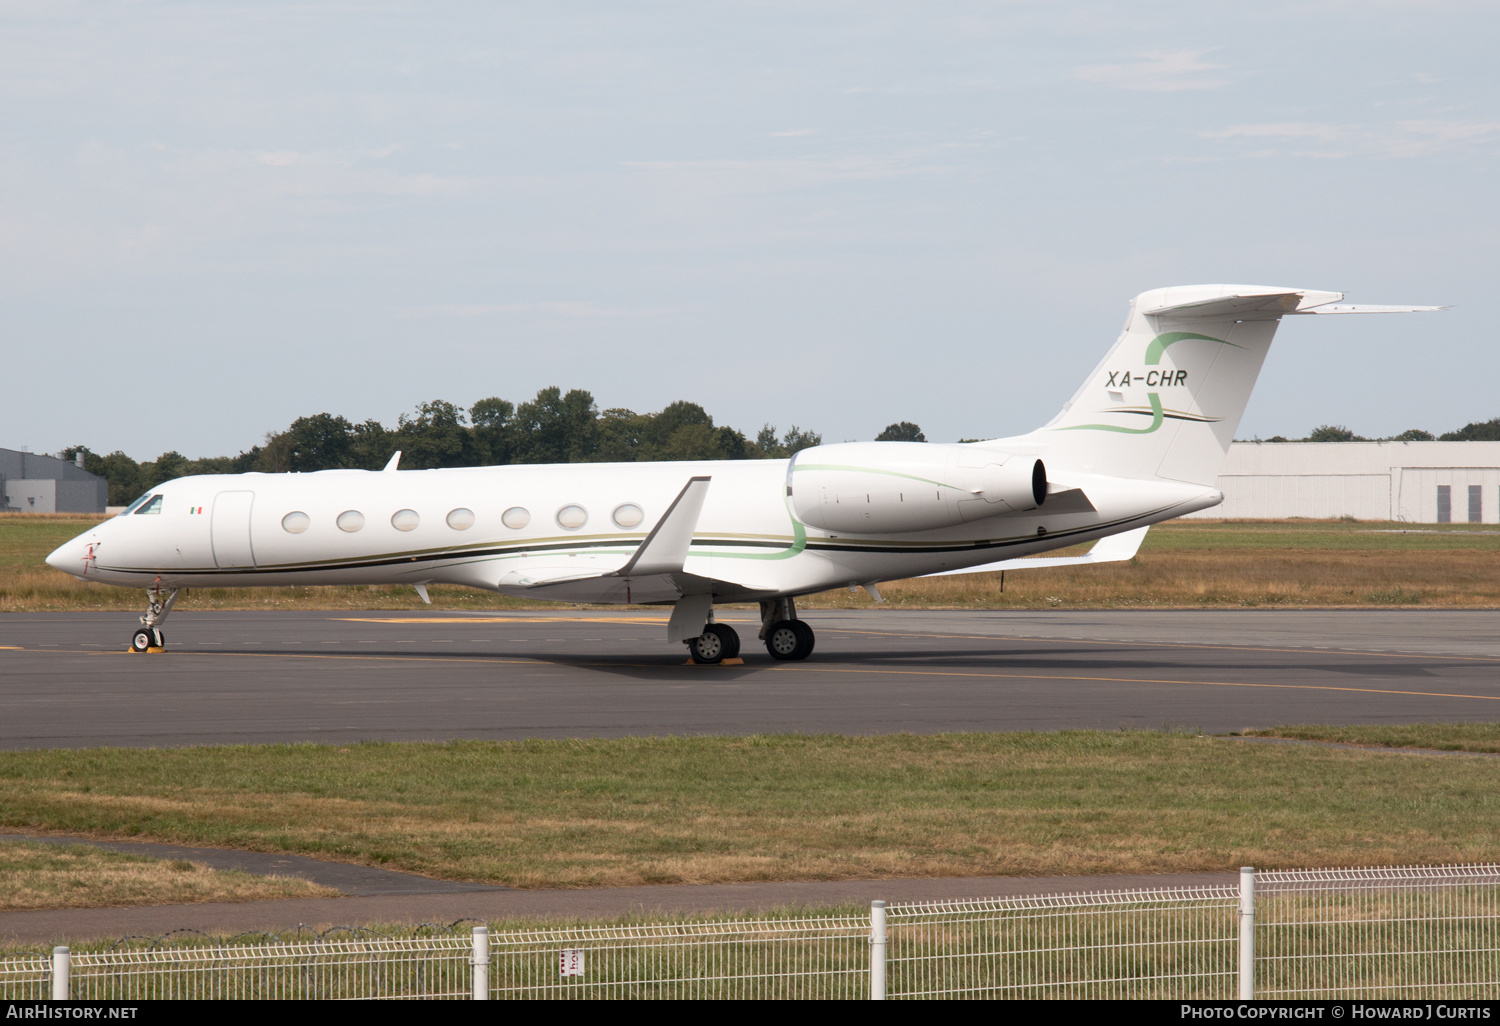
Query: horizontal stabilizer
923,526,1149,577
1290,304,1447,315
1142,288,1341,320
1142,288,1446,321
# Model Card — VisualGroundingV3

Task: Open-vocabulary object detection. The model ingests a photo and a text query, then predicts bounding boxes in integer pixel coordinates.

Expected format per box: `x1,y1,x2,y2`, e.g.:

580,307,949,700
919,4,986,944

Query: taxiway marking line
335,615,759,626
0,646,1480,705
336,616,671,625
818,628,1500,664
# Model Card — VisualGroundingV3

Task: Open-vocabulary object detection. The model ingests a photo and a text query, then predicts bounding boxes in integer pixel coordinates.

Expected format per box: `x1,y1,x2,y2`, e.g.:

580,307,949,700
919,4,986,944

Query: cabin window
612,503,644,529
281,512,311,534
502,506,530,529
391,509,420,532
337,510,365,533
446,508,475,530
133,495,164,516
556,504,588,529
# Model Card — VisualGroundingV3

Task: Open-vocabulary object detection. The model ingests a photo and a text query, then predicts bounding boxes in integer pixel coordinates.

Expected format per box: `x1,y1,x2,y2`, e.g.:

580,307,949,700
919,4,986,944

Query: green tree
349,420,396,470
1391,428,1435,441
748,424,822,459
1439,417,1500,441
185,449,261,475
139,452,190,490
635,401,747,461
397,400,483,470
1306,424,1365,442
469,397,516,465
595,407,647,462
254,413,357,472
512,387,600,464
875,421,926,442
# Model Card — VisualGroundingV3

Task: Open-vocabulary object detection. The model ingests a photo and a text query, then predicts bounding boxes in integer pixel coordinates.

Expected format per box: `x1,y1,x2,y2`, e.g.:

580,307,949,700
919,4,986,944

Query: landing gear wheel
765,620,815,661
791,620,814,658
716,623,741,660
151,628,165,649
688,623,739,664
131,628,154,653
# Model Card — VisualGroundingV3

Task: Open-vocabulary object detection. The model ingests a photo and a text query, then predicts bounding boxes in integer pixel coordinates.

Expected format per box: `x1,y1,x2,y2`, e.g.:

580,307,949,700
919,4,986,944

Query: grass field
1244,723,1500,754
6,513,1500,611
2,731,1497,891
0,841,336,911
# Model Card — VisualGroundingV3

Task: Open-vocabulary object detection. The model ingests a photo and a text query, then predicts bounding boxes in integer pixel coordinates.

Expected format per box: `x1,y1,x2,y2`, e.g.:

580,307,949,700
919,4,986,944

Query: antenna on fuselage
383,450,402,471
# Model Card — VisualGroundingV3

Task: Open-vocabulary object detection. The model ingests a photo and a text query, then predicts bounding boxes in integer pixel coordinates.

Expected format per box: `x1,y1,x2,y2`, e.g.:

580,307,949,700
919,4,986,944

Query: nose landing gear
130,627,164,653
759,597,815,661
130,583,180,653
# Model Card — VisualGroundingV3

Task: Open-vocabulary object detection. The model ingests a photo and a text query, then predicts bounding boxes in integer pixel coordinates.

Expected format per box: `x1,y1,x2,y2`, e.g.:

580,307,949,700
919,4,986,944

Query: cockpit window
133,495,164,515
119,492,157,516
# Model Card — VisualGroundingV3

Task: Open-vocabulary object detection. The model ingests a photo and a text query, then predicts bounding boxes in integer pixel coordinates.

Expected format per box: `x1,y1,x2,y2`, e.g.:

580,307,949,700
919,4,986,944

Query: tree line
63,388,919,507
1264,417,1500,444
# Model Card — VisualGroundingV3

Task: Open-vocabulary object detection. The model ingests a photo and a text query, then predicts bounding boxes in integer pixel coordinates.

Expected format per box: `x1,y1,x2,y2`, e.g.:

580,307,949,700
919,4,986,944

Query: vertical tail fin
1035,285,1340,486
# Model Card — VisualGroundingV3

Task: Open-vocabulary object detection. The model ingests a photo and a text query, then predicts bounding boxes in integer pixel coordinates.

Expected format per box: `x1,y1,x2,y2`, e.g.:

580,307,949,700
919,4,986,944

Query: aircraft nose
46,536,90,576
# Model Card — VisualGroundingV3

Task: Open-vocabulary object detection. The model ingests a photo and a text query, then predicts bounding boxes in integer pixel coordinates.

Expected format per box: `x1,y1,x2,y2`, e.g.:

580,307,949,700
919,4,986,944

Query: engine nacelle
789,442,1046,534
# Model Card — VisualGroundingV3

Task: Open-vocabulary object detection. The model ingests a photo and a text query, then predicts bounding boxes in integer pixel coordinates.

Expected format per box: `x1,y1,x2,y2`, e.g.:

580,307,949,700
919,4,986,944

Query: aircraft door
211,491,256,569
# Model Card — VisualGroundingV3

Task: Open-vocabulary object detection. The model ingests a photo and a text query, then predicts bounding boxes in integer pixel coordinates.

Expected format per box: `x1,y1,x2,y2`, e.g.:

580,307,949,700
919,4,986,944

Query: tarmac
3,608,1500,747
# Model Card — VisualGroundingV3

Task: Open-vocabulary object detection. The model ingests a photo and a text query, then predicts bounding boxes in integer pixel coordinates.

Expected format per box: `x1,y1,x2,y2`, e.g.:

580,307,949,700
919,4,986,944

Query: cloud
1075,49,1227,92
1202,119,1500,158
769,129,816,137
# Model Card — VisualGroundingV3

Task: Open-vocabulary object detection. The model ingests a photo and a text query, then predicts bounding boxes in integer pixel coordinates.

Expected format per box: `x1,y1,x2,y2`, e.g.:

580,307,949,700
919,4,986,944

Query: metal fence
886,886,1243,999
5,862,1498,1000
1256,864,1500,1000
485,915,871,999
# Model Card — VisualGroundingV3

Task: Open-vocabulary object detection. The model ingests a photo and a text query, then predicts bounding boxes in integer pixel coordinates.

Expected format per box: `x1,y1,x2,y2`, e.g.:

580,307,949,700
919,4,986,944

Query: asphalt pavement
2,608,1498,748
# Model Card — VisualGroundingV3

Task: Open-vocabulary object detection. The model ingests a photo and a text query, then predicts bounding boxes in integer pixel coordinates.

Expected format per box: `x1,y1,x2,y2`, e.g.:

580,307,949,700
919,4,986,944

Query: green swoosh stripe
1057,392,1165,434
1143,331,1242,365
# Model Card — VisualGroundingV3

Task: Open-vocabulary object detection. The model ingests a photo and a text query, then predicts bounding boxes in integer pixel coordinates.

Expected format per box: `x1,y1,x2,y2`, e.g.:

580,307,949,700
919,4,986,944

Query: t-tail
1024,285,1442,487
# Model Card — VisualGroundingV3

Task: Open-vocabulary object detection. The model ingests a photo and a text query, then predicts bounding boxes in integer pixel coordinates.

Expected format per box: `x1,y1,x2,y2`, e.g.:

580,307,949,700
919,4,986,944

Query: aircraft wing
494,476,780,604
923,526,1149,577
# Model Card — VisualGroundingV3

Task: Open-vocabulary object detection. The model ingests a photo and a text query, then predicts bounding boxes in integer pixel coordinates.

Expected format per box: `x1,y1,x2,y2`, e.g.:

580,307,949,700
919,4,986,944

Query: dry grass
1245,723,1500,755
3,734,1498,889
8,514,1500,611
0,841,338,911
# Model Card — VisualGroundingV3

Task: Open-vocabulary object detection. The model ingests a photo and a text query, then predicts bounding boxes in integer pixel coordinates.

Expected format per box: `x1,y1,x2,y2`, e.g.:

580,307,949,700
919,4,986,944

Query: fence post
472,925,490,1000
870,900,887,1000
51,946,69,1001
1238,867,1255,1000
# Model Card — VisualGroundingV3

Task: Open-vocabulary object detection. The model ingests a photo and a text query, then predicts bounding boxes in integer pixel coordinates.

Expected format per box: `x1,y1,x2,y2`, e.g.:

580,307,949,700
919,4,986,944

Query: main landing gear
759,597,815,661
686,622,741,664
682,597,816,663
130,583,180,653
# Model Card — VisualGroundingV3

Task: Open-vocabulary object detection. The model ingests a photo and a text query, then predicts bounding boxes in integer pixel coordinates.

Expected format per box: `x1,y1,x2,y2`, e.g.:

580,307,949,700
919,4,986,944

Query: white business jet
47,284,1438,659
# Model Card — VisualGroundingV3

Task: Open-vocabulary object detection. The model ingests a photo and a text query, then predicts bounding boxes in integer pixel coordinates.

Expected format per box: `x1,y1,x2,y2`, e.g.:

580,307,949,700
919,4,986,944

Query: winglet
383,451,402,472
616,477,712,577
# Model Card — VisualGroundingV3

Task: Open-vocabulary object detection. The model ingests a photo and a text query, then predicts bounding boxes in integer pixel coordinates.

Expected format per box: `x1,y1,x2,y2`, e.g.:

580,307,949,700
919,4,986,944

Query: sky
3,0,1497,460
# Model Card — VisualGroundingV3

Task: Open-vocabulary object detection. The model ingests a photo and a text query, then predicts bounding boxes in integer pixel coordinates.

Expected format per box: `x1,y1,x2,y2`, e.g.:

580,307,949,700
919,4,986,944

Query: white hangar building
1185,441,1500,523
